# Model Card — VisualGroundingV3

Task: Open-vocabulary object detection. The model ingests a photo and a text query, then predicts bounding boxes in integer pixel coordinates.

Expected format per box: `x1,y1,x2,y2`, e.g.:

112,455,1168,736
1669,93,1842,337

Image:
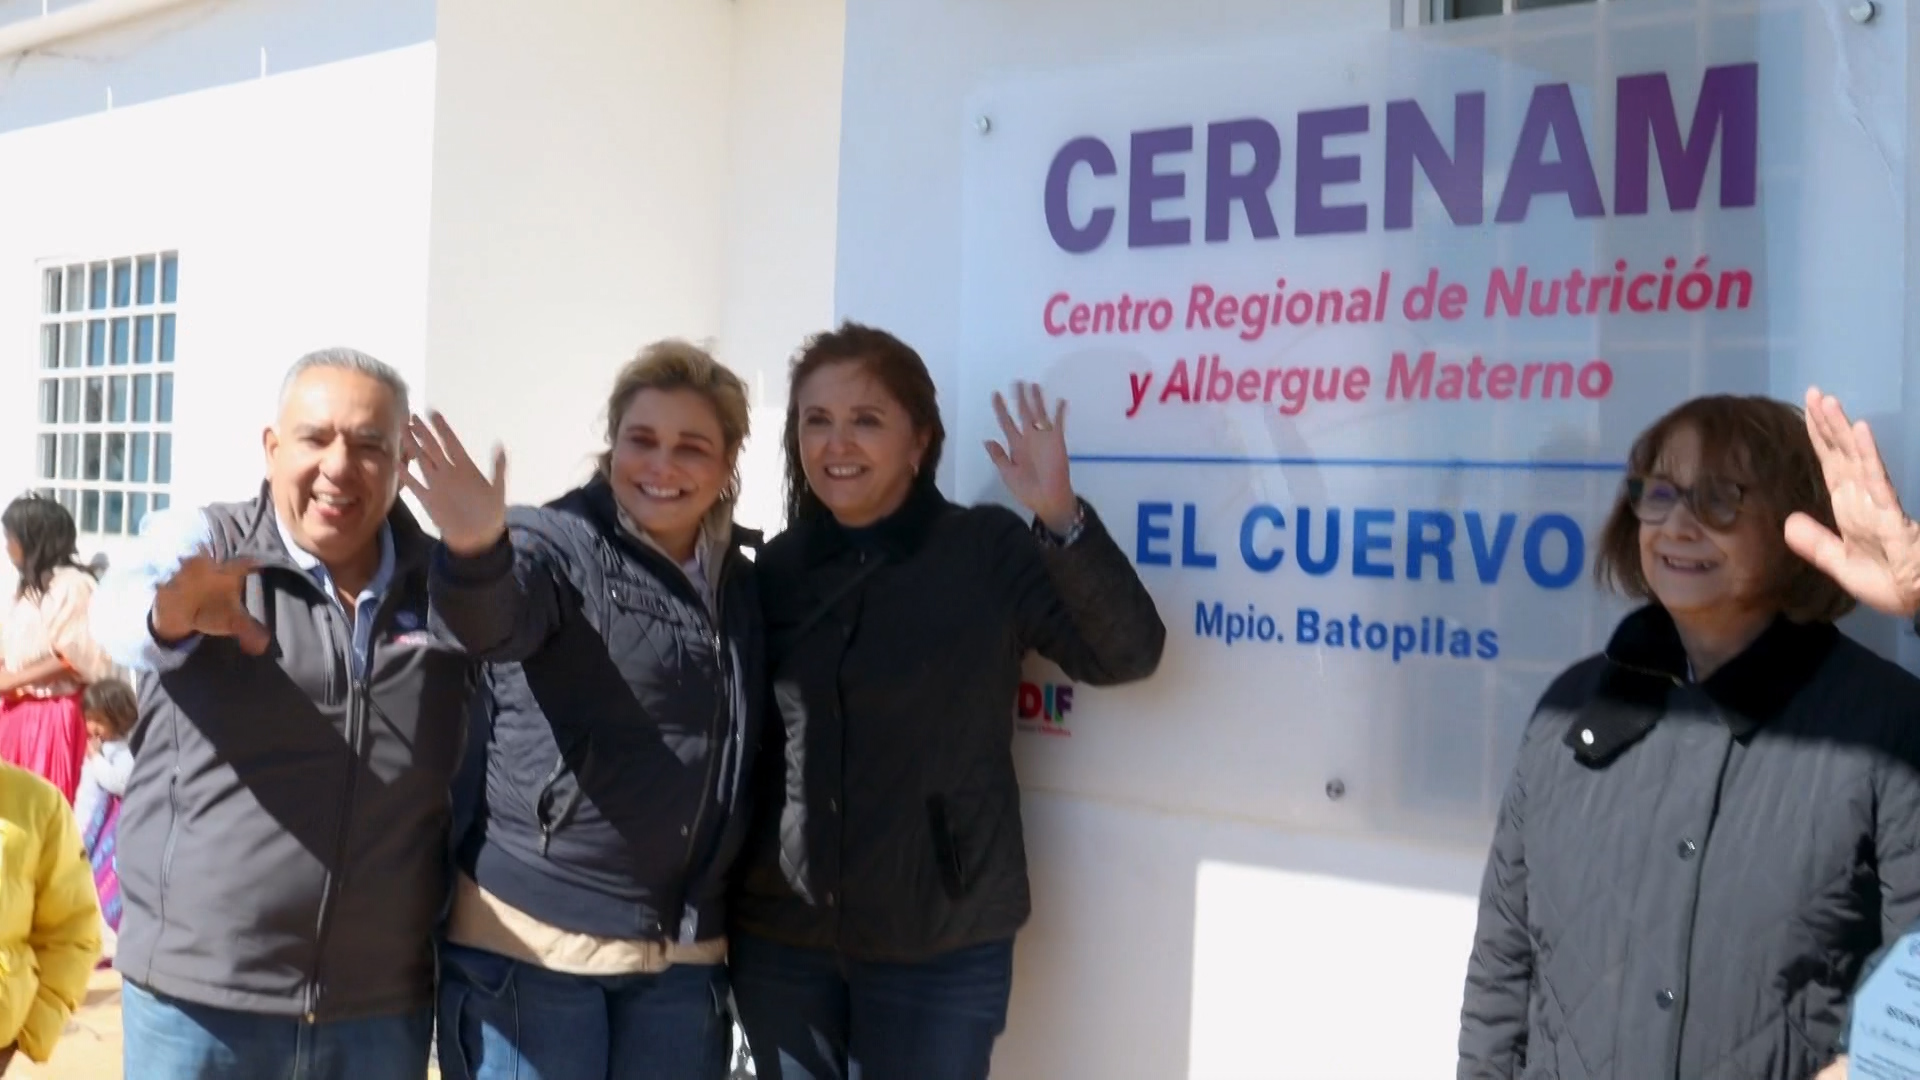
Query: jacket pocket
606,579,703,676
533,742,591,857
437,942,519,1079
440,941,517,998
155,770,182,933
926,795,968,900
1529,971,1580,1080
926,786,1018,902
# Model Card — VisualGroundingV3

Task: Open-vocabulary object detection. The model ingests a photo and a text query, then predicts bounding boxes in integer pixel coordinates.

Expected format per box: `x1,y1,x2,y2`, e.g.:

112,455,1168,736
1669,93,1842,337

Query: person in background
0,496,115,803
75,677,136,946
89,347,479,1080
1458,395,1920,1080
729,322,1166,1080
407,340,764,1080
0,759,101,1071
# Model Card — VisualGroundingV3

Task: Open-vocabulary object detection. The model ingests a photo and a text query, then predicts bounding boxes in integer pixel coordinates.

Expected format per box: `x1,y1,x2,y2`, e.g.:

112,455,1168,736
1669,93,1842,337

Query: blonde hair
598,339,751,503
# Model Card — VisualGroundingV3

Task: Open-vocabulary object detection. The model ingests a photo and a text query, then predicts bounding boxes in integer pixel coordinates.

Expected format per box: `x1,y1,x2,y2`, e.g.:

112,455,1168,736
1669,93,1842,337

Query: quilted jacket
732,481,1166,962
1459,605,1920,1080
431,478,765,943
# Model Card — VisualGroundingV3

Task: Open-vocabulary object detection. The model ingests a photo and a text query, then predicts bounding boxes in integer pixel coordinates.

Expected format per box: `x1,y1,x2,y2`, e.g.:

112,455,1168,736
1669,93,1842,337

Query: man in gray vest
91,348,477,1080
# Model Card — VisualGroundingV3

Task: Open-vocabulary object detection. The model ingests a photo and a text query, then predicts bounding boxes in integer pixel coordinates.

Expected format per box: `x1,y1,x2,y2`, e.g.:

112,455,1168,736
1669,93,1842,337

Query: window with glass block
34,253,178,537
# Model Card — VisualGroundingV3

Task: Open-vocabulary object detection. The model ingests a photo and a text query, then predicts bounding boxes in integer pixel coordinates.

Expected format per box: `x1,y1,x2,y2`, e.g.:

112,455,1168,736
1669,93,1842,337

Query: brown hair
1593,394,1854,624
782,321,946,524
597,339,751,503
81,678,138,739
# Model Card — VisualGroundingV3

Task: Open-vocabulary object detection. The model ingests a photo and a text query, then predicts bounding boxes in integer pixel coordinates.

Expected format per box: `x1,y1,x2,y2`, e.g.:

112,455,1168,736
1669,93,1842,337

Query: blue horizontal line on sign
1068,454,1624,473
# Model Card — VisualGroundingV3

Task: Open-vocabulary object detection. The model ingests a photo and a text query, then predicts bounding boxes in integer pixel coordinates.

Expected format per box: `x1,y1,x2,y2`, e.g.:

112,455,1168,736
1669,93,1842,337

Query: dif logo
1016,681,1074,737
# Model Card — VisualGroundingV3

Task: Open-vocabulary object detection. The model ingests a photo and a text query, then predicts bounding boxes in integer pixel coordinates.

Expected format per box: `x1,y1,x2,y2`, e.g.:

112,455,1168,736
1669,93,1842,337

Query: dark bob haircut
1592,394,1854,624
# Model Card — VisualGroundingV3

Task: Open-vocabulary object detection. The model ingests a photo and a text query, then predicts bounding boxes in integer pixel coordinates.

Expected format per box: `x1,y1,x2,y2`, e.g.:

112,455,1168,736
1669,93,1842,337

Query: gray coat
100,486,478,1021
1459,605,1920,1080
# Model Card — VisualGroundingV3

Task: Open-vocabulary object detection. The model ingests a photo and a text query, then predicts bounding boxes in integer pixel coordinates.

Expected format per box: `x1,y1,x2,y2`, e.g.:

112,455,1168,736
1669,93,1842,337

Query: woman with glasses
1457,395,1920,1080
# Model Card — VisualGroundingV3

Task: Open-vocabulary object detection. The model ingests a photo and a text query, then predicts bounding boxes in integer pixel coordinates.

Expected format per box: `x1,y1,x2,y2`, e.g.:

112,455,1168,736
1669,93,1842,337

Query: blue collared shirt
274,515,395,681
91,504,396,679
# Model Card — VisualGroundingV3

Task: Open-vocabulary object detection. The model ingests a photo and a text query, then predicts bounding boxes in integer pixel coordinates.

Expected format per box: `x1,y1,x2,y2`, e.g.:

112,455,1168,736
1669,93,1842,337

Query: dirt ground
3,967,121,1079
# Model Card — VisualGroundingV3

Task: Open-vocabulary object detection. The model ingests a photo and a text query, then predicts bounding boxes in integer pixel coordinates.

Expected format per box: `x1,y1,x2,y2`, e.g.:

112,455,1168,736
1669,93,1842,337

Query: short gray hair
279,347,411,427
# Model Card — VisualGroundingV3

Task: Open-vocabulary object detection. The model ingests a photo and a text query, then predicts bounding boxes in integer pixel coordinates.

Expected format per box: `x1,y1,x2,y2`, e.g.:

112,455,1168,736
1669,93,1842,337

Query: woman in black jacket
403,341,763,1080
729,322,1167,1080
1457,394,1920,1080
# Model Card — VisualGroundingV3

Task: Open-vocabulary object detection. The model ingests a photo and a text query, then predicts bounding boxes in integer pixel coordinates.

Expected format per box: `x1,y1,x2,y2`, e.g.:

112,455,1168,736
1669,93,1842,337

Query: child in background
75,679,134,944
0,496,117,803
0,760,100,1068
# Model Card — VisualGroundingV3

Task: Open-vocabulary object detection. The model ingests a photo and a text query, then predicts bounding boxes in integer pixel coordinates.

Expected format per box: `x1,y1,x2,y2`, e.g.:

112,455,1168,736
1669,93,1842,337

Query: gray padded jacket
1459,605,1920,1080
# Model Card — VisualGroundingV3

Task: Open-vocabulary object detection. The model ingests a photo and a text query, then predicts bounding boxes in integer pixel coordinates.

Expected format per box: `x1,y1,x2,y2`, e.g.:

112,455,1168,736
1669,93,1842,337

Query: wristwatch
1034,500,1088,548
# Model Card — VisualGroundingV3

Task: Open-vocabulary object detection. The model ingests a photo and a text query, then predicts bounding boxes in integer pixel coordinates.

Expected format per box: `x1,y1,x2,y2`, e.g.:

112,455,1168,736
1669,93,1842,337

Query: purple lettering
1129,127,1193,248
1043,137,1117,254
1042,65,1762,252
1495,83,1605,223
1384,93,1486,230
1204,119,1282,244
1614,62,1758,214
1296,106,1369,236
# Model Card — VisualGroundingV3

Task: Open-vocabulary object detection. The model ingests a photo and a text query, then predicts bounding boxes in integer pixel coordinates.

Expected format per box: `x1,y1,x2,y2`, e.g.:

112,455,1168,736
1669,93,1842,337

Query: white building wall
0,0,437,571
425,0,843,530
426,0,730,509
718,0,845,532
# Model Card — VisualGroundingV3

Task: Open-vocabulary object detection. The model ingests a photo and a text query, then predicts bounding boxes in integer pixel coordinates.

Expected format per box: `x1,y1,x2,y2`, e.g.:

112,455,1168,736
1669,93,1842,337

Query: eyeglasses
1625,476,1744,530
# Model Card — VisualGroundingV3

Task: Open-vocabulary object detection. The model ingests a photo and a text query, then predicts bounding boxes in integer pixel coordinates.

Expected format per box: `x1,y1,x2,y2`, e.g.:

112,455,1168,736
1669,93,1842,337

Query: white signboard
959,0,1909,848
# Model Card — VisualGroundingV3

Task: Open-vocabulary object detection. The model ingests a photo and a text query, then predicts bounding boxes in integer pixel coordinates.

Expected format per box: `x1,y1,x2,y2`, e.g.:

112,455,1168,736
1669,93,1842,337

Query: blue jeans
435,941,733,1080
729,933,1015,1080
121,979,433,1080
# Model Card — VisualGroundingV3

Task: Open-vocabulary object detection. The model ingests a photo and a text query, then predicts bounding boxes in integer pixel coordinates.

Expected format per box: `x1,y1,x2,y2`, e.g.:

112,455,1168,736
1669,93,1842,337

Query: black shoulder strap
791,556,886,644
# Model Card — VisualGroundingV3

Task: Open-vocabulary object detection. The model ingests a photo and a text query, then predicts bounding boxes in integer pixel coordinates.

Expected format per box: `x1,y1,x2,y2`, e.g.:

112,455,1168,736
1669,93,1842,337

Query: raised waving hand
986,381,1079,537
402,411,509,557
1783,387,1920,618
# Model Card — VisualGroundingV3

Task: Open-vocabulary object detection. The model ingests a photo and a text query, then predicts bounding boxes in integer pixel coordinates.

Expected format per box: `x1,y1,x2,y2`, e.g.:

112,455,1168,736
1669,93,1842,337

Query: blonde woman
407,340,764,1080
